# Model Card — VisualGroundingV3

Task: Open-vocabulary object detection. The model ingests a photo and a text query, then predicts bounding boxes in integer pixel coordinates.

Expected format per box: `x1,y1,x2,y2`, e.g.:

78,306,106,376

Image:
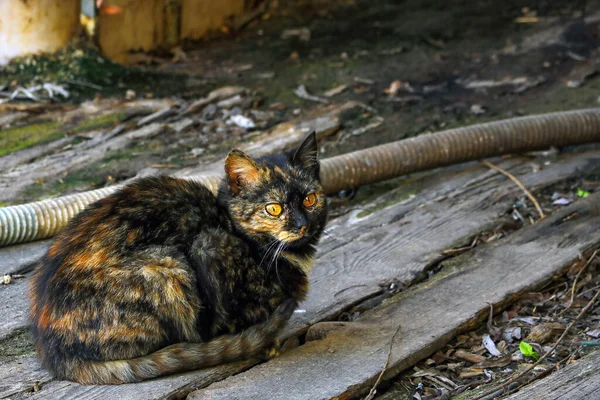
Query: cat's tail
68,299,297,385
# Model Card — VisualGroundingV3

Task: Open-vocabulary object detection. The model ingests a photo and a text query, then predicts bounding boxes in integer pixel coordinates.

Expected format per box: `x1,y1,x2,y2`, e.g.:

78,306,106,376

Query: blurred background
1,0,598,206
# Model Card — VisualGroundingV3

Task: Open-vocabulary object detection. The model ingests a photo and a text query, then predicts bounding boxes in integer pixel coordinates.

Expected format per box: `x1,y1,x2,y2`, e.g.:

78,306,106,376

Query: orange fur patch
225,150,260,193
126,230,138,245
38,304,53,329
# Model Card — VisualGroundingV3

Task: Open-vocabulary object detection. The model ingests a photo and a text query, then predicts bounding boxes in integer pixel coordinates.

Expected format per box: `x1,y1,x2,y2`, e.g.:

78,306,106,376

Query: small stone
2,275,12,285
125,89,136,100
227,115,256,129
202,103,217,118
470,104,486,115
190,148,205,157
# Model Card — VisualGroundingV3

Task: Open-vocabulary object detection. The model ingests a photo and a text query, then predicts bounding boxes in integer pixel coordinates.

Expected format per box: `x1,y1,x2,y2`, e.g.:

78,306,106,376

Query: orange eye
265,203,282,216
303,193,316,208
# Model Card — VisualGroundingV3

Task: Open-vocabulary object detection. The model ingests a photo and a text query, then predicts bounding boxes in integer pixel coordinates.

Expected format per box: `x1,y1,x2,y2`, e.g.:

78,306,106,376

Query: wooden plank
0,240,49,276
0,123,165,203
0,99,175,203
2,150,598,399
13,362,255,400
284,150,600,336
0,356,50,399
0,137,71,171
0,279,29,341
188,193,600,400
503,350,600,400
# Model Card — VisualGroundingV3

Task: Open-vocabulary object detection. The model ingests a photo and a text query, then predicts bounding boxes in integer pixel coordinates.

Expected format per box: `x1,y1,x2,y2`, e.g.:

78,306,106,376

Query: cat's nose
294,212,308,234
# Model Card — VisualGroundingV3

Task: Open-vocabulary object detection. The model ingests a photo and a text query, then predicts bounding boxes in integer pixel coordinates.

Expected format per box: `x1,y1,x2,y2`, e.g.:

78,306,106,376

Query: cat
28,132,327,385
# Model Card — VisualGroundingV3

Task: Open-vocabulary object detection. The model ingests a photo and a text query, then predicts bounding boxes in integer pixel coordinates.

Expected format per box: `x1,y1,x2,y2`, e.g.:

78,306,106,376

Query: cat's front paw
261,338,281,360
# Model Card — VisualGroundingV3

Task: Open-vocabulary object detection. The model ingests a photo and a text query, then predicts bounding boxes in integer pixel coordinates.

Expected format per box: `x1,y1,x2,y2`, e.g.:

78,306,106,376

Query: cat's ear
225,150,261,194
292,131,319,176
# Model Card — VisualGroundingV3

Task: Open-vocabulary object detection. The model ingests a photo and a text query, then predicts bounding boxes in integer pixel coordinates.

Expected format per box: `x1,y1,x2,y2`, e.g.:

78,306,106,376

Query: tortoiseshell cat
28,132,327,385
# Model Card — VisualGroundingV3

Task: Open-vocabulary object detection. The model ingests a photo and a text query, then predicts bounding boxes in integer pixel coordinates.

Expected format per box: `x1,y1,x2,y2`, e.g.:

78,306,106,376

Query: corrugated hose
1,108,600,247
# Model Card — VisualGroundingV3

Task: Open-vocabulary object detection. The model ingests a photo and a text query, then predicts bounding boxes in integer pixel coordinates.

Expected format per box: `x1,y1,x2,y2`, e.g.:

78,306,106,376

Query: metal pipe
2,108,600,247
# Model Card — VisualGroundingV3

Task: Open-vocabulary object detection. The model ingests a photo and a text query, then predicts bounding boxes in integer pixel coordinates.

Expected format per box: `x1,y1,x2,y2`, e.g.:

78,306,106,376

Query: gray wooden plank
3,150,598,399
0,240,49,276
0,355,50,399
188,192,600,400
0,123,166,203
0,137,72,171
504,350,600,400
284,150,600,336
0,279,29,341
12,361,255,400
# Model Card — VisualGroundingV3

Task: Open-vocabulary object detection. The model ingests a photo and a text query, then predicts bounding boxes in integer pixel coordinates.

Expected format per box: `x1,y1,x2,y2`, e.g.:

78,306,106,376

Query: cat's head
222,132,327,249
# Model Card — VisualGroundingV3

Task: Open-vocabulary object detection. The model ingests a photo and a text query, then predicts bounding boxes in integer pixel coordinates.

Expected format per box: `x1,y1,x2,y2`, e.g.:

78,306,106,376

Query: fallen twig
294,85,328,104
471,251,600,400
364,324,402,400
480,160,545,219
560,249,599,315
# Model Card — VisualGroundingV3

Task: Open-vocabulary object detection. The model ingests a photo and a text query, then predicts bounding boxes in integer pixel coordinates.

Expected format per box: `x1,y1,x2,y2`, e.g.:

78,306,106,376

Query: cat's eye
303,193,316,208
265,203,282,216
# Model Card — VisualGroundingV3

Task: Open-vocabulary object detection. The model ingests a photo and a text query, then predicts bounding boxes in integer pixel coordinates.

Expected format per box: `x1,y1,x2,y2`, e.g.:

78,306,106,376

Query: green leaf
577,188,590,198
519,341,539,360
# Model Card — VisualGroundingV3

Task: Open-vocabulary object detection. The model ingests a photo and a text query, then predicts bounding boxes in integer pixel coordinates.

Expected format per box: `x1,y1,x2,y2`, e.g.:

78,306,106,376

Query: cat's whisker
273,241,285,285
259,240,278,271
322,229,339,242
266,240,280,276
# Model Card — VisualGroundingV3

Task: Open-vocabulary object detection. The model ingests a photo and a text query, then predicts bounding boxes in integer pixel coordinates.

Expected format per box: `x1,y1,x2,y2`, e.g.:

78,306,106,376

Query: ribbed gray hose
1,108,600,246
0,176,222,246
320,108,600,193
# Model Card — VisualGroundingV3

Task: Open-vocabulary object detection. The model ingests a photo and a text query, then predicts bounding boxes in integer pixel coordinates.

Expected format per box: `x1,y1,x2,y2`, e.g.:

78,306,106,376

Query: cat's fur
28,132,327,385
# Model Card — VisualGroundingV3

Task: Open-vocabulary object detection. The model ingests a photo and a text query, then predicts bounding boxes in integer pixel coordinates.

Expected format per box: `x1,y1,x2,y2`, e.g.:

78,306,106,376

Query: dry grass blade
470,250,600,400
560,249,599,316
480,160,545,219
364,324,402,400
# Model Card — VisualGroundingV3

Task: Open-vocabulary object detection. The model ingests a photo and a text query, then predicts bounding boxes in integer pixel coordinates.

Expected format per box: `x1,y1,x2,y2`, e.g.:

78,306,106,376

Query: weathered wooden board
0,123,164,203
15,361,255,400
0,240,50,276
284,150,600,336
504,350,600,400
0,137,71,171
188,193,600,400
1,150,598,399
0,98,176,203
0,355,49,399
0,279,29,341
